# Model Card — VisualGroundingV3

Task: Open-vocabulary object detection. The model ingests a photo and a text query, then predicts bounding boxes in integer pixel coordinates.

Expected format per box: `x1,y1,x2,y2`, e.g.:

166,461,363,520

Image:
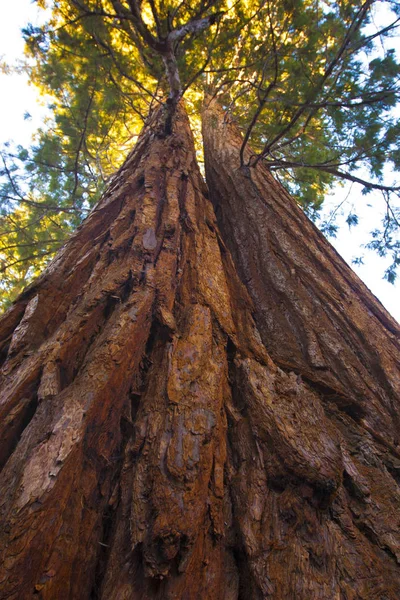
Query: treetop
1,0,399,308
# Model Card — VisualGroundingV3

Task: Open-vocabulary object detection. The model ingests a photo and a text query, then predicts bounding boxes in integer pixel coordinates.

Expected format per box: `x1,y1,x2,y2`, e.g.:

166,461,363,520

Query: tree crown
1,0,400,308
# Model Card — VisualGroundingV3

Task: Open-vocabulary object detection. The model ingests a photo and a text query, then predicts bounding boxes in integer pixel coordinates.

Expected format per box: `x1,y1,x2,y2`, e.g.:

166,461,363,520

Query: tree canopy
1,0,400,309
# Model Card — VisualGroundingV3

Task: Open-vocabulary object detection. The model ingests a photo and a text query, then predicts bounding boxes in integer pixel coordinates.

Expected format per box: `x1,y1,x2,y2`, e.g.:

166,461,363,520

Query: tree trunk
202,97,400,597
0,102,295,599
1,96,400,600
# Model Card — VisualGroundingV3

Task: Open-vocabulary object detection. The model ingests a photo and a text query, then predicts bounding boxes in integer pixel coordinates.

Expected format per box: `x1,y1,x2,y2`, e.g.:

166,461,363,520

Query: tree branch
252,0,375,166
267,158,400,193
168,12,222,46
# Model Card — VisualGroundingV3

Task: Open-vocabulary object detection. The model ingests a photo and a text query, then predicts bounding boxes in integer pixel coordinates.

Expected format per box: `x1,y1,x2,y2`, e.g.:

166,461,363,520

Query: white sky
0,0,399,322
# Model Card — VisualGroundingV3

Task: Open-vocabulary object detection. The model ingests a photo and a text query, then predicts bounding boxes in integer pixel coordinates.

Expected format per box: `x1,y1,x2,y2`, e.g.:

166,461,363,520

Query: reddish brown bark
0,103,276,599
1,97,400,600
202,97,400,597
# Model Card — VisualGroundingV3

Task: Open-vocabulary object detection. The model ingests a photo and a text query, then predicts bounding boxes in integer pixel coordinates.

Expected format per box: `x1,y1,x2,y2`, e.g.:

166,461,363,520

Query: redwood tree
0,101,254,599
1,0,400,598
203,96,400,596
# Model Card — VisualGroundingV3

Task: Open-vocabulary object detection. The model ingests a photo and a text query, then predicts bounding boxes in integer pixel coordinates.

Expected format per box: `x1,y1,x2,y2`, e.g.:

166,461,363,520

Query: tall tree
2,93,400,600
202,97,400,595
1,0,400,598
202,96,400,435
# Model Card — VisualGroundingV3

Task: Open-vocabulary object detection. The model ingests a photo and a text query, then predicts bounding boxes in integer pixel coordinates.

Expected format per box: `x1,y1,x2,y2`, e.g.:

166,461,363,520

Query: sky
0,0,399,322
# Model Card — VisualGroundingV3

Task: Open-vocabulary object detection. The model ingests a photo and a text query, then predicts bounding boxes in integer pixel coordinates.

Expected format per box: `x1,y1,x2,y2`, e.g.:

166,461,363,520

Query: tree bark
202,97,400,597
1,96,400,600
0,102,309,599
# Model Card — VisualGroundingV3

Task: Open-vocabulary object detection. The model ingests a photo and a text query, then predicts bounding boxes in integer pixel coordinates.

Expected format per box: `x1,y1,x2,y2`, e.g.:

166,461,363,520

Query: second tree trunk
202,96,400,598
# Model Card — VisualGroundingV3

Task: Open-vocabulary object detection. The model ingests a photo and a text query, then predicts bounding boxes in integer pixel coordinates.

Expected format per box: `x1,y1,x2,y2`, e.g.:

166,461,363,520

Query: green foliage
346,212,359,227
365,204,400,282
1,0,400,309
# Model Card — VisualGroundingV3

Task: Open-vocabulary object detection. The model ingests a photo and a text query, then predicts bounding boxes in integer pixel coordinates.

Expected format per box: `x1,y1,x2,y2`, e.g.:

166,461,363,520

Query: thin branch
1,194,90,213
181,20,221,95
0,251,56,274
70,83,96,199
239,0,278,166
252,0,374,166
0,239,60,252
91,32,159,99
148,0,163,39
267,158,400,192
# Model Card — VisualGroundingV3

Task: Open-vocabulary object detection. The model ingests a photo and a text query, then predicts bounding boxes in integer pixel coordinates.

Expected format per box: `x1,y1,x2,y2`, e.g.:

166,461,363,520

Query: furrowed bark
0,102,290,599
1,95,400,600
202,96,400,597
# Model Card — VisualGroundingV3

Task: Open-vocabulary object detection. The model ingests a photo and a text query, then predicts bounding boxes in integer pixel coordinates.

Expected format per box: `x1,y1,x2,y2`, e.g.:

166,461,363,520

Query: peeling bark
203,97,400,597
